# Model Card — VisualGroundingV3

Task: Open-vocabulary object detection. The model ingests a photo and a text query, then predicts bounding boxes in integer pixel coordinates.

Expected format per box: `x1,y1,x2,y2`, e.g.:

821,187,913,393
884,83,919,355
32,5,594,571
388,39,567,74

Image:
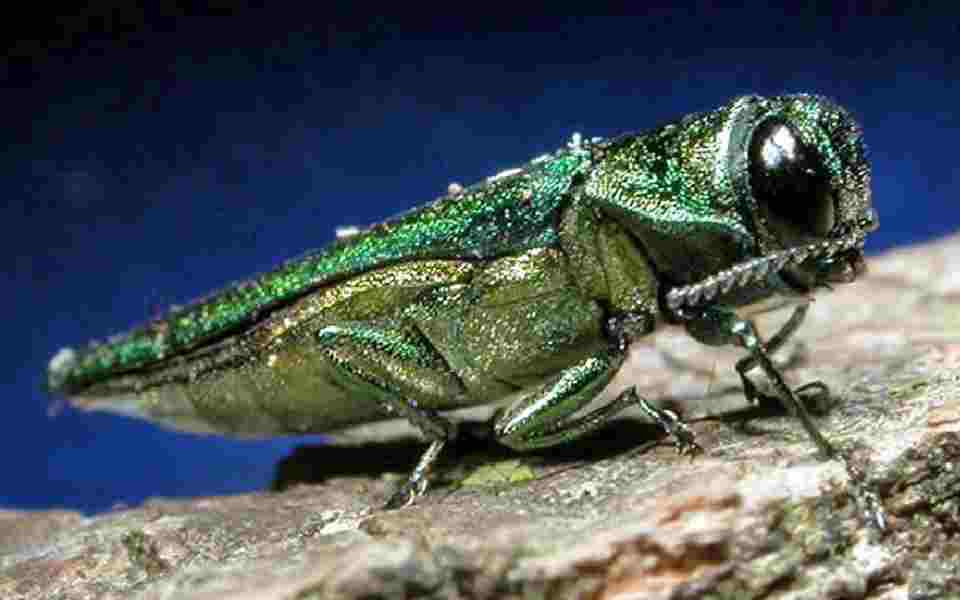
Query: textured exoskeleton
48,95,878,508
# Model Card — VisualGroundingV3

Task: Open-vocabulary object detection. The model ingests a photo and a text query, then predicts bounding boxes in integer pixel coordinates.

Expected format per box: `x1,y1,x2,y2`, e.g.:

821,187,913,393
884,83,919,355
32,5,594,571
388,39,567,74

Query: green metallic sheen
53,148,591,388
47,94,877,509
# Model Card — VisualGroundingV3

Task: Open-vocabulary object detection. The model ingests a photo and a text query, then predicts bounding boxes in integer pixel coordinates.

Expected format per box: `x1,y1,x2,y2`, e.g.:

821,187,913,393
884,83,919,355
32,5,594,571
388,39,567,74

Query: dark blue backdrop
6,9,959,513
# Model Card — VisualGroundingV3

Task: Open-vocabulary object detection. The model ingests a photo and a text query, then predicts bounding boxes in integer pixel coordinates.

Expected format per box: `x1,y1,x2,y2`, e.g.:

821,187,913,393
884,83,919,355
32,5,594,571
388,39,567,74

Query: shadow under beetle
48,94,879,510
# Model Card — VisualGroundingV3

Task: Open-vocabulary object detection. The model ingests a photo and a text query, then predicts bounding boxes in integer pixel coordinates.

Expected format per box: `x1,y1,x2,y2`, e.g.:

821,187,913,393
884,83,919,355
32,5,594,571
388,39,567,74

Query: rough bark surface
5,234,960,599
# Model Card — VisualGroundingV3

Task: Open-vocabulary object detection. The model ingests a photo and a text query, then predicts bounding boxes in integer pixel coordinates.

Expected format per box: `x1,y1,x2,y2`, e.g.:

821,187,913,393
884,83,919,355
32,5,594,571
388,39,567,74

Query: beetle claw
383,478,428,510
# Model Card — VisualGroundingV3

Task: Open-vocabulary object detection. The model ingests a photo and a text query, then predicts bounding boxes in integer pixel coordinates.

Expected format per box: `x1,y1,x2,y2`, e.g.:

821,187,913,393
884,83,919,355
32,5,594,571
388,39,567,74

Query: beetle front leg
677,305,836,459
734,303,832,415
494,313,700,455
316,321,465,509
676,304,889,530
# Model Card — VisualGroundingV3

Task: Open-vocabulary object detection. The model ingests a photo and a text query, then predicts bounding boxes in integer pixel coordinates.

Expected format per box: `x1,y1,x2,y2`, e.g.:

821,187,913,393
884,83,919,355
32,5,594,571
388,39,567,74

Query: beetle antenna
666,230,865,312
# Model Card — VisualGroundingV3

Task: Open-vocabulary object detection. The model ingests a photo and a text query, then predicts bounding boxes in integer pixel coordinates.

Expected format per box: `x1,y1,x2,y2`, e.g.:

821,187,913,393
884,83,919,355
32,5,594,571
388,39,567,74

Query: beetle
47,94,878,509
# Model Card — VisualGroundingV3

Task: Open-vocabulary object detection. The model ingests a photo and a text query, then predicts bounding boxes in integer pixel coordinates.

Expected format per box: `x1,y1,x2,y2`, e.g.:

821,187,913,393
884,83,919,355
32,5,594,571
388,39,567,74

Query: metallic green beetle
48,94,878,508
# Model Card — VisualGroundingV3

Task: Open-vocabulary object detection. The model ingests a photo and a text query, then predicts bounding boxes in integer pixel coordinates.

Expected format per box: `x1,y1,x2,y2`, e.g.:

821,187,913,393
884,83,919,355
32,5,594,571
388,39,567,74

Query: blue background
6,8,959,513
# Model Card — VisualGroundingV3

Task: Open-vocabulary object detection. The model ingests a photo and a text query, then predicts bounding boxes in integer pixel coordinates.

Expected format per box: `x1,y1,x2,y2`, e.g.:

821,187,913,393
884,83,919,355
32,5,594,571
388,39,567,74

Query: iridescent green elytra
48,94,878,508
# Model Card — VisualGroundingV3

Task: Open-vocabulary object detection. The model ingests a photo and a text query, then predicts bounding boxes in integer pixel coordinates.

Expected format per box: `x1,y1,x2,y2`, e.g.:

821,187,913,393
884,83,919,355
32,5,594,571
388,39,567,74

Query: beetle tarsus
384,439,447,510
633,391,702,457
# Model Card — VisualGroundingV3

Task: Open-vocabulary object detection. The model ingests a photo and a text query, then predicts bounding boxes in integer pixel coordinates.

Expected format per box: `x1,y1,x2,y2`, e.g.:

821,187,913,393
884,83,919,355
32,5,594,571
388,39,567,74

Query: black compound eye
748,118,835,237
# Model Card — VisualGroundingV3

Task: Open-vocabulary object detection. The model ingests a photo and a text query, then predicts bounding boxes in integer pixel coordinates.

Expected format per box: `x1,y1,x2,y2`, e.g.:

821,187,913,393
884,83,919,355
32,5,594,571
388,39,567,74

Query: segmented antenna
665,230,866,312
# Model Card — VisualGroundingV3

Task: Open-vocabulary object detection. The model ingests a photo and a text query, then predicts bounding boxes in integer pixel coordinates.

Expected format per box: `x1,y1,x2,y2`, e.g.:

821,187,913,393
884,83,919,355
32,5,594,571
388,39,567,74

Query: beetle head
747,95,878,293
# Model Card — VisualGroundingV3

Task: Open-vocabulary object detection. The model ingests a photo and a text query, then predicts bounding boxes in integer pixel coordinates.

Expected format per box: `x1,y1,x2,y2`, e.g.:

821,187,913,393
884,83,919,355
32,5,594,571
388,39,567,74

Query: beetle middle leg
493,312,701,456
315,320,466,508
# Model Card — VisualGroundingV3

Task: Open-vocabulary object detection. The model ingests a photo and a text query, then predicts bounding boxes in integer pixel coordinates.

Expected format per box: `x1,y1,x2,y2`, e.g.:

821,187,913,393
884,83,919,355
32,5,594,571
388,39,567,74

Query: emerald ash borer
48,94,879,508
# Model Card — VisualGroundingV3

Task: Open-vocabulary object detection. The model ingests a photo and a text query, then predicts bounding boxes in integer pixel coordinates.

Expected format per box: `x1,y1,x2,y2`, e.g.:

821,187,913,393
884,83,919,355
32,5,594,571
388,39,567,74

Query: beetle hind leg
315,320,465,508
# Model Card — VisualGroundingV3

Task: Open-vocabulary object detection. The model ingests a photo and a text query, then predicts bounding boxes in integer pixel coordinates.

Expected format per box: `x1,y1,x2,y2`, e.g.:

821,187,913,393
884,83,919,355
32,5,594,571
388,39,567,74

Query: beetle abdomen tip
47,347,78,391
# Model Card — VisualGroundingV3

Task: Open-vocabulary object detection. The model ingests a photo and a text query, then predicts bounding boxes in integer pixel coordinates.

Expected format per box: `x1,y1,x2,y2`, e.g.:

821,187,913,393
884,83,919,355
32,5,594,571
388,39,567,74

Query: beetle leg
676,304,889,531
736,302,810,372
676,306,836,459
738,371,832,416
734,303,832,415
316,321,464,508
494,312,700,454
493,347,627,449
633,392,701,456
660,302,810,377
